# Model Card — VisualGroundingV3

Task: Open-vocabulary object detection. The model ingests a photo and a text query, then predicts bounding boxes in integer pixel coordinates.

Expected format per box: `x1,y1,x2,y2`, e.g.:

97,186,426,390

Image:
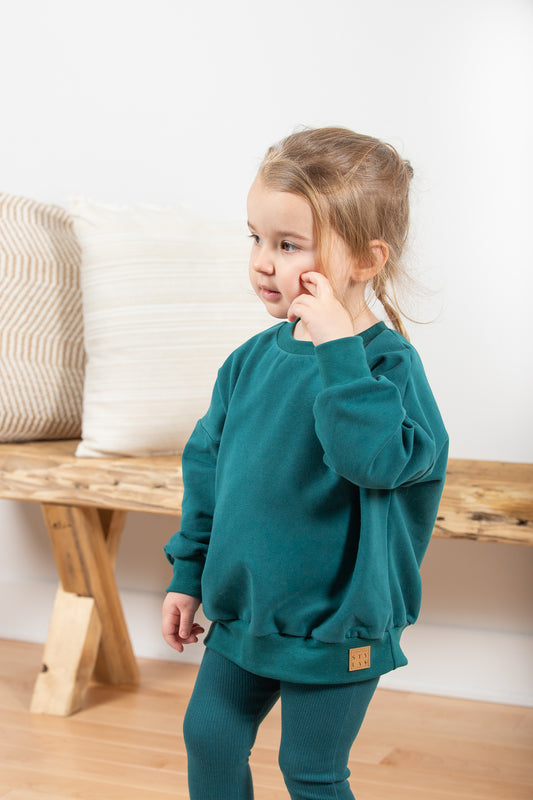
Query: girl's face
247,177,320,320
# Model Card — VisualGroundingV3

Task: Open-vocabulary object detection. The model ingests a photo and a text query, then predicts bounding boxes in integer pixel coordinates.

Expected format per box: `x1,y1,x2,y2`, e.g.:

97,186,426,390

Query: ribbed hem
204,620,408,684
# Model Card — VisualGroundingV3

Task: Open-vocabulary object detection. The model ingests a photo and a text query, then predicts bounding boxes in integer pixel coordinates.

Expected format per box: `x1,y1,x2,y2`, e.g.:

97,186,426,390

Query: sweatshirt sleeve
163,378,226,598
313,334,446,490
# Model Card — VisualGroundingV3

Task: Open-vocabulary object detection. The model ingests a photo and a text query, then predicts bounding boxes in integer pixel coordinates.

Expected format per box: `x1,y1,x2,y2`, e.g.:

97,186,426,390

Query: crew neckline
277,320,387,354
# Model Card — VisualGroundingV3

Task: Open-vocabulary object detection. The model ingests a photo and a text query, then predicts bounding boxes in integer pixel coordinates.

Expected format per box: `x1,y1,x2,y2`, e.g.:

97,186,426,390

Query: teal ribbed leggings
183,648,378,799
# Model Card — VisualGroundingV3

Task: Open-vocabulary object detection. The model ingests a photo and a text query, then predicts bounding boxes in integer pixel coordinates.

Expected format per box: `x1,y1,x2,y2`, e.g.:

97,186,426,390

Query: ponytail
372,275,410,340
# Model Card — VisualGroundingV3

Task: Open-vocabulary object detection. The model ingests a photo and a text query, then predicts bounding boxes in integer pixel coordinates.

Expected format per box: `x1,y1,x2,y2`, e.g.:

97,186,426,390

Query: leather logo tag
349,646,371,671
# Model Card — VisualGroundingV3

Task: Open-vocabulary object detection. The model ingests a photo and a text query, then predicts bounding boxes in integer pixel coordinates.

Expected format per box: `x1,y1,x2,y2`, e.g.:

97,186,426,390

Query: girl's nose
252,253,274,274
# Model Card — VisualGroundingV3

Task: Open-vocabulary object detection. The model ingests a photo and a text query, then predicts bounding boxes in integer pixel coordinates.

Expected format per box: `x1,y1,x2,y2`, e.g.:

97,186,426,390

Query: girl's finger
300,271,332,295
288,293,313,320
300,270,321,284
191,624,205,634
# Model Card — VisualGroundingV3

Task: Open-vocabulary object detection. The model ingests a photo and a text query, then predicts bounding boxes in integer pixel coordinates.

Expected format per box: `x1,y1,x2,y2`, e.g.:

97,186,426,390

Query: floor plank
1,639,531,799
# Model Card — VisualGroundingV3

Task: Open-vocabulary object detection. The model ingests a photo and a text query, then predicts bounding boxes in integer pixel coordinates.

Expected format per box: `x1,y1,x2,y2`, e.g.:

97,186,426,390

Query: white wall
1,0,532,706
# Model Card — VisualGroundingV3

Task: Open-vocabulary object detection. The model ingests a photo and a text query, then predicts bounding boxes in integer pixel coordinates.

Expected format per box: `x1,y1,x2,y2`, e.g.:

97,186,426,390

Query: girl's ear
351,240,389,282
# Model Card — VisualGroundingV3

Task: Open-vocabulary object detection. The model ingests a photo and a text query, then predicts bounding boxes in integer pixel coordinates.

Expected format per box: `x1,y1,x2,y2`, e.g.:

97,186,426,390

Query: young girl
162,127,448,800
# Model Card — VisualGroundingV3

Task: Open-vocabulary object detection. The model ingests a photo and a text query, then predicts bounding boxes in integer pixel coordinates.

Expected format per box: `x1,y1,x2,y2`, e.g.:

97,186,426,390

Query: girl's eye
249,233,261,245
281,241,298,253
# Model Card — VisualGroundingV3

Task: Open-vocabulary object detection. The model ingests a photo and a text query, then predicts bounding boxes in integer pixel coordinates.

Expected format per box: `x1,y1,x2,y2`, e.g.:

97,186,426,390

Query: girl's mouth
260,286,281,299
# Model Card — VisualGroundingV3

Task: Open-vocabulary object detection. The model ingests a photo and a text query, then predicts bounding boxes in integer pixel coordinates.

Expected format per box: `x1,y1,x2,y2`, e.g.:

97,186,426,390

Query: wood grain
433,459,533,545
0,440,182,515
1,639,532,800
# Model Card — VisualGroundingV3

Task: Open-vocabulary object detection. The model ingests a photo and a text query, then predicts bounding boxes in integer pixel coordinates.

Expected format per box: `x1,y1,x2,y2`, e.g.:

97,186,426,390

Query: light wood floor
1,639,532,800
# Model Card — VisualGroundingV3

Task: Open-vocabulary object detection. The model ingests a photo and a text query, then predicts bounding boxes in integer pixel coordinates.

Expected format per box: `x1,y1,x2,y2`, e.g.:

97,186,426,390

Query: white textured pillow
0,193,84,442
70,199,271,457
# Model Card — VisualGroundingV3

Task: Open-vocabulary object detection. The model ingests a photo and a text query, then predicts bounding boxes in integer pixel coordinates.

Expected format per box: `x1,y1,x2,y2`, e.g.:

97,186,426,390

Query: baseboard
378,622,533,707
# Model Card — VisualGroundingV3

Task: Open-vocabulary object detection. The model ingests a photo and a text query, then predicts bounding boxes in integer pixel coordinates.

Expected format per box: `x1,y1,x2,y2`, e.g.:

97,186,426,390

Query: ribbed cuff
315,336,371,388
164,547,203,598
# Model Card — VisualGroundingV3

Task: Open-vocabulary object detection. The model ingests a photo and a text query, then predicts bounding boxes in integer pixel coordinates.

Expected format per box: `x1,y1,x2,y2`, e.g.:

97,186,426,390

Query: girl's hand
288,272,354,345
162,592,204,653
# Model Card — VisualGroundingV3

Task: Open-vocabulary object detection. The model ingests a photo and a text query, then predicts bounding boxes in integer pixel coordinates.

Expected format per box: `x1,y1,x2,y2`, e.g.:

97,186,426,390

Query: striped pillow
0,193,85,441
71,199,271,457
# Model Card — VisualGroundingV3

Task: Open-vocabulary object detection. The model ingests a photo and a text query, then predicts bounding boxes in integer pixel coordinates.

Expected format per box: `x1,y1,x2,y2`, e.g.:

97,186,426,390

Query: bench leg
93,508,129,683
30,586,102,715
31,504,139,715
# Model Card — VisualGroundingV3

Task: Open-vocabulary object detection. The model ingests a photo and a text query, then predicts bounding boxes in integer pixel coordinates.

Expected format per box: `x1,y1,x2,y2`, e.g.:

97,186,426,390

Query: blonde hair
258,127,414,338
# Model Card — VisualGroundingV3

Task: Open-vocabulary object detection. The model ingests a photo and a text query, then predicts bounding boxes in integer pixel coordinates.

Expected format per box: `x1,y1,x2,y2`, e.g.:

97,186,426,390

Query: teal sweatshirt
164,320,448,684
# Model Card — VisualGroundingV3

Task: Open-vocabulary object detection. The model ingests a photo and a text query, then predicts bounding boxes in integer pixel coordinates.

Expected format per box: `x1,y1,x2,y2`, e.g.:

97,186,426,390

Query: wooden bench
0,439,532,716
